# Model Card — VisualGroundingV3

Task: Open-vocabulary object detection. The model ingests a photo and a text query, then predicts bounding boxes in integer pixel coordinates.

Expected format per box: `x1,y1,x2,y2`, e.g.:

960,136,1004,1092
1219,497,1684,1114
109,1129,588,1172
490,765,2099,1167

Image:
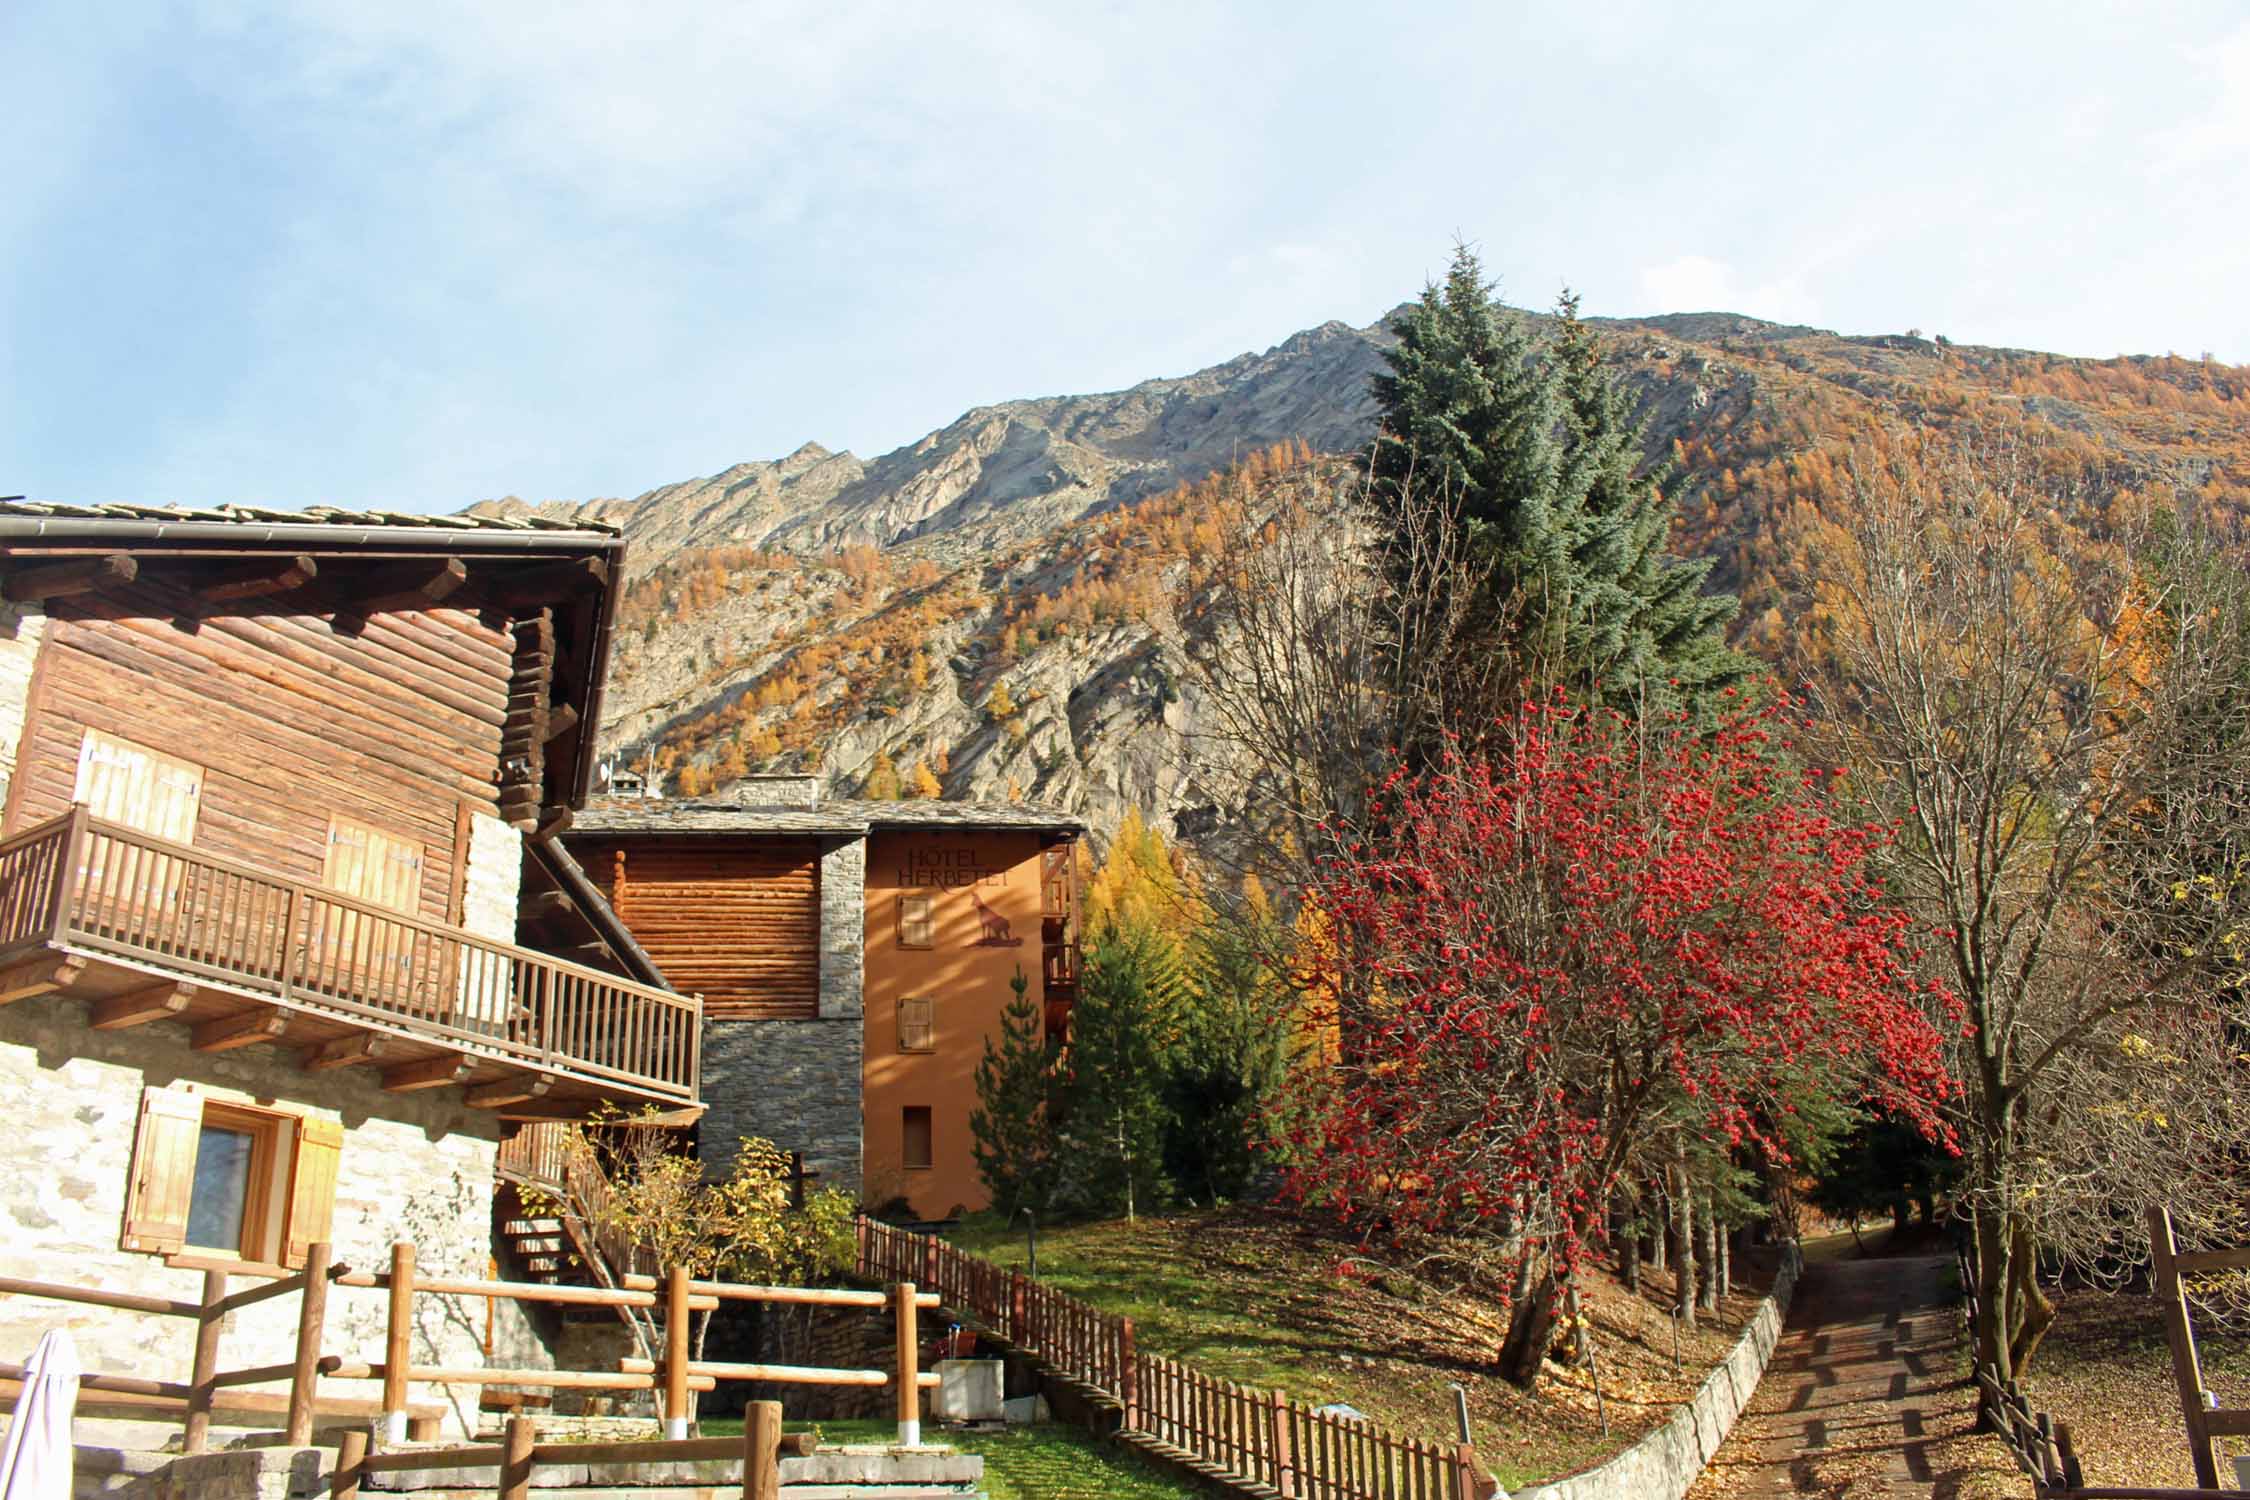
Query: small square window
902,1107,933,1171
898,996,935,1053
896,893,934,949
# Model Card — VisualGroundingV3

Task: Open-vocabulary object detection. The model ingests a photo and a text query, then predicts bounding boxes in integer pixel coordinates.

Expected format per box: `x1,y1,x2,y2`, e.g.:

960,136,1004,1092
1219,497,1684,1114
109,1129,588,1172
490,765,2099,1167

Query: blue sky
5,2,2247,512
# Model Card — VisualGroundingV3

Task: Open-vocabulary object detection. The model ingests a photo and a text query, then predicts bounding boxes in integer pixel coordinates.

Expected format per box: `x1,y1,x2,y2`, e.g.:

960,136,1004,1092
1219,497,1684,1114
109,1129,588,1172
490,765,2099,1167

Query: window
896,892,934,950
897,996,935,1053
902,1107,933,1171
74,730,204,843
123,1088,341,1269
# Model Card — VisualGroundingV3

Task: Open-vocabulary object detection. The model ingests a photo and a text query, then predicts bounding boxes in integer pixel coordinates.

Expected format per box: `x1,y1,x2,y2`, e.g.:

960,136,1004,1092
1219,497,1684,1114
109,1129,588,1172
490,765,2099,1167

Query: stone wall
816,839,866,1021
1508,1245,1804,1500
0,995,505,1437
460,812,523,943
0,600,46,814
698,1019,861,1198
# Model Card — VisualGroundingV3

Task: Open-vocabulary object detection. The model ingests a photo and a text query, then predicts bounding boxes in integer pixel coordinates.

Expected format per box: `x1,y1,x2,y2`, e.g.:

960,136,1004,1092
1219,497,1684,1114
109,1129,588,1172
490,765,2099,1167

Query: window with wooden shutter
74,730,204,844
282,1116,343,1269
317,817,427,998
323,818,424,914
121,1087,205,1254
896,893,934,950
897,996,935,1053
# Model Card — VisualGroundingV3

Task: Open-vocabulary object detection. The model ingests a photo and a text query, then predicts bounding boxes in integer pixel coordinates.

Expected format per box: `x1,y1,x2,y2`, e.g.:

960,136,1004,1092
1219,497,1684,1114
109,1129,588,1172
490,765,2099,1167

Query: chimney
733,773,822,807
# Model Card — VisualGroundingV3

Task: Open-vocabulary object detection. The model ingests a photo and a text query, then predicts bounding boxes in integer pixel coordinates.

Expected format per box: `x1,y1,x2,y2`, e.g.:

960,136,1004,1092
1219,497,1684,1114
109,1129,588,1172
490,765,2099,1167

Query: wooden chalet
569,780,1082,1219
0,500,701,1435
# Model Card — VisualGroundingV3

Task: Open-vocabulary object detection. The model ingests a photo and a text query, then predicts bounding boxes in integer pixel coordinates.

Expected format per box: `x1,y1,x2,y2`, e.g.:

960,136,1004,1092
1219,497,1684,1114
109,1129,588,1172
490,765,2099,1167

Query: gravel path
1689,1251,1987,1498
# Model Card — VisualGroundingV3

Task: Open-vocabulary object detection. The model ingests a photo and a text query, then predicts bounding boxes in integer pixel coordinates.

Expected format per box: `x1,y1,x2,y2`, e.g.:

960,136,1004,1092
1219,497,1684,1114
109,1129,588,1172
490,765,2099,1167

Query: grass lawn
946,1205,1774,1491
700,1416,1205,1499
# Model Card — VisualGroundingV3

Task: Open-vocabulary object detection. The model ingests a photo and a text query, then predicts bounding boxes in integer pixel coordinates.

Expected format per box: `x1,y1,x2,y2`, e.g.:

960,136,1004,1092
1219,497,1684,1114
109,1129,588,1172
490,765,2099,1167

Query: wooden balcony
0,806,701,1115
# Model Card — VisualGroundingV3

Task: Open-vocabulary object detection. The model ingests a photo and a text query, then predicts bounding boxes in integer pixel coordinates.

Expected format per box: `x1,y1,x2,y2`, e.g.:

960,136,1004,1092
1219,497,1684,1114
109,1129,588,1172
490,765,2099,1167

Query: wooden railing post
1453,1443,1480,1500
383,1241,415,1442
893,1281,920,1447
1270,1389,1294,1498
663,1264,692,1439
1009,1271,1027,1342
183,1269,227,1454
331,1428,368,1500
498,1415,535,1500
287,1241,332,1446
1119,1318,1137,1428
923,1233,939,1290
743,1398,782,1500
2148,1204,2221,1490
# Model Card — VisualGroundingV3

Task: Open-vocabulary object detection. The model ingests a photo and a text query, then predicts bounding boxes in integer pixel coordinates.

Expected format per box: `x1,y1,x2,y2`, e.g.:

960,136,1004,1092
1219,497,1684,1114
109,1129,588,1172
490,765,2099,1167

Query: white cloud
2149,20,2250,170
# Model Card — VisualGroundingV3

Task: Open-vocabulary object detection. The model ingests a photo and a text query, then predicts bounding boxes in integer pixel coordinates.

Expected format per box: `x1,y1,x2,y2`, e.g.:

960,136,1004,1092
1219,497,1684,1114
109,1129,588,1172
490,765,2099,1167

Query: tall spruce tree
1367,246,1744,715
969,967,1058,1216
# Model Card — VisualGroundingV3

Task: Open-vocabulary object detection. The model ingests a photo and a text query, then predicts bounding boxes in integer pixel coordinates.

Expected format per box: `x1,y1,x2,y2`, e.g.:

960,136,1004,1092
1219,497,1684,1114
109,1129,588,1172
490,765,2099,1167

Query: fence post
1453,1443,1480,1500
1270,1390,1294,1498
1119,1318,1138,1428
893,1281,920,1447
498,1415,535,1500
184,1269,226,1455
383,1241,415,1443
1009,1271,1026,1342
743,1398,782,1500
664,1264,692,1440
287,1241,332,1446
923,1233,939,1290
2147,1204,2220,1490
330,1428,368,1500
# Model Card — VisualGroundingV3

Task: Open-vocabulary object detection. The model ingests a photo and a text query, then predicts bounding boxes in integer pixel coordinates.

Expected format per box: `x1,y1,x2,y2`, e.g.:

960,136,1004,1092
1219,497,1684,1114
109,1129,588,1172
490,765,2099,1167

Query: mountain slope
487,309,2250,855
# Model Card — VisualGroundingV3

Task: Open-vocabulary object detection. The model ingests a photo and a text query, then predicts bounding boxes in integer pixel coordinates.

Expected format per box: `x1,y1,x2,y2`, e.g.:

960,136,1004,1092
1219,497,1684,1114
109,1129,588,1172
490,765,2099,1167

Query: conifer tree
860,751,902,800
970,967,1057,1215
909,759,942,798
1063,920,1180,1220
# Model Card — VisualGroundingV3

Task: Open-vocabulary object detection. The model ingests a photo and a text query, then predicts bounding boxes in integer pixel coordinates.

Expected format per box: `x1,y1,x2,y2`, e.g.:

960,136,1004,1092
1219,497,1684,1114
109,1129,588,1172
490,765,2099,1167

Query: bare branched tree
1811,428,2250,1386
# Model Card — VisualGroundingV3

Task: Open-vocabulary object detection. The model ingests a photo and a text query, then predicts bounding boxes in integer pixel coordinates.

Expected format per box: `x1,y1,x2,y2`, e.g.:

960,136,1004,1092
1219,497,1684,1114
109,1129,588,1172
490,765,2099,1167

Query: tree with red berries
1276,696,1954,1386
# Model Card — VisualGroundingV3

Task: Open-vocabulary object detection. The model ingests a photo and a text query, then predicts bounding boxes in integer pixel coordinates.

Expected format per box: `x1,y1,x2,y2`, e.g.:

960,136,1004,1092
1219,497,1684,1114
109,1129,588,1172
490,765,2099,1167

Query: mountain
474,309,2250,858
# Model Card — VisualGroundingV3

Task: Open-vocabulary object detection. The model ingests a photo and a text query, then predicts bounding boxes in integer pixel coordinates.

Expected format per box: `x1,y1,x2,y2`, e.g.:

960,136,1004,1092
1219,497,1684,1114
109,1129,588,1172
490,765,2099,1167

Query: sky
5,1,2247,513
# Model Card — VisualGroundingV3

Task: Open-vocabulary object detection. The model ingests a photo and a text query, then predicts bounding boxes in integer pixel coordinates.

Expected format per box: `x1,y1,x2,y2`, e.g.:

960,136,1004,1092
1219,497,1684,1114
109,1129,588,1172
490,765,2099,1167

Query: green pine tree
1061,920,1181,1220
1366,245,1745,717
1161,908,1292,1204
969,967,1058,1216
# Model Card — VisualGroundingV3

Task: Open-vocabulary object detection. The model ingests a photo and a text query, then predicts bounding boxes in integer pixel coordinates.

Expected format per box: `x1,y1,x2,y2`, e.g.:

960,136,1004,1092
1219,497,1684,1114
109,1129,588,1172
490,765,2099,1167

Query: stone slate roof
0,498,619,538
575,796,1083,837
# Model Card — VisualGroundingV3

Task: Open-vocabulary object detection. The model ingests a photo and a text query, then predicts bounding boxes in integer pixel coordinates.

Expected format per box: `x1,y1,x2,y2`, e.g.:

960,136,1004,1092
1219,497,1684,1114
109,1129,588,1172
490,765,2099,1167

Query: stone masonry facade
0,599,46,815
0,994,505,1436
698,1019,862,1199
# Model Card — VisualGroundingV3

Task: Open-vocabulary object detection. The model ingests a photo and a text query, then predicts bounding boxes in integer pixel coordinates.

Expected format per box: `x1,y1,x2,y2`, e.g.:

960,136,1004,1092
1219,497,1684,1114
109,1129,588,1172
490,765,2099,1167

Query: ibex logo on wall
969,889,1021,948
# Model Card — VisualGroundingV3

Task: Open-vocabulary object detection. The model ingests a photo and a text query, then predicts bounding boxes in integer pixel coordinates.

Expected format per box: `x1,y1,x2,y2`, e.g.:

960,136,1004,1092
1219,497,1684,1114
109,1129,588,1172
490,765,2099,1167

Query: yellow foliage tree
910,759,942,798
861,751,903,800
987,681,1018,720
1085,810,1206,955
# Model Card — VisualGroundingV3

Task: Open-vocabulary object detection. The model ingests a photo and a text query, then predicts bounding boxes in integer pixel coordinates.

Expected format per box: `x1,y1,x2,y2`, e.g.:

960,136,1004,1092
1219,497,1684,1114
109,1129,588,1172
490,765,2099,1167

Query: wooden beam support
3,552,137,603
195,555,319,605
466,1074,554,1109
191,1006,288,1053
523,890,575,921
541,703,580,744
0,954,86,1005
300,1032,388,1072
485,557,607,611
344,557,469,615
90,979,198,1030
381,1054,471,1094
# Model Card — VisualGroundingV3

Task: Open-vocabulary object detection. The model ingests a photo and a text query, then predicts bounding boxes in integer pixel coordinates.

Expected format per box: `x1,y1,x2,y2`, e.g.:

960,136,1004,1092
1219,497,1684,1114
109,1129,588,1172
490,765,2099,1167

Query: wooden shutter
121,1087,205,1254
74,729,203,842
898,996,934,1052
282,1116,343,1268
323,819,423,913
897,893,934,949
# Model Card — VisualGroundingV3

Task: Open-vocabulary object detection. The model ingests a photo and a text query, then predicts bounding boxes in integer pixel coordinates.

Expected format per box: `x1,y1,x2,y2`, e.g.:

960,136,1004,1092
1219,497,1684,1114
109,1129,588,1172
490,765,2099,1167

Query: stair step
503,1219,565,1234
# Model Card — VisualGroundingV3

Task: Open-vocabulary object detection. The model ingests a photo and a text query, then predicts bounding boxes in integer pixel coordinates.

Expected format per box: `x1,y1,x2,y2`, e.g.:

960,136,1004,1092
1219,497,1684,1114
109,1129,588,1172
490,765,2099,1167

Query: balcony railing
0,806,700,1106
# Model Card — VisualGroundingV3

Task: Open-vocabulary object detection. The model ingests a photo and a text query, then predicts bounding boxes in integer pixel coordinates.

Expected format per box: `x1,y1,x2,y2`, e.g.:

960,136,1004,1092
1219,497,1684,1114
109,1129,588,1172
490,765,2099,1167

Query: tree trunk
1672,1156,1697,1330
1696,1193,1720,1313
1619,1199,1642,1296
1717,1219,1732,1301
2005,1222,2056,1372
1971,1204,2014,1430
1497,1260,1561,1389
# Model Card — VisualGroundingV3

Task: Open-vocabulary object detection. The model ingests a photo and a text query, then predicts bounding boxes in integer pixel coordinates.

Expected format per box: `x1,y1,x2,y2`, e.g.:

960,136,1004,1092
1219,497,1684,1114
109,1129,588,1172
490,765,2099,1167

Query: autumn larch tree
1278,697,1954,1387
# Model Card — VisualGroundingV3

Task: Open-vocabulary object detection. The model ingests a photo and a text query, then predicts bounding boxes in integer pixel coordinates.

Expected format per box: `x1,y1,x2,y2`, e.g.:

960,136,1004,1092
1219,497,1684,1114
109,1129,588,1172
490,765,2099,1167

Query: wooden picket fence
858,1217,1488,1500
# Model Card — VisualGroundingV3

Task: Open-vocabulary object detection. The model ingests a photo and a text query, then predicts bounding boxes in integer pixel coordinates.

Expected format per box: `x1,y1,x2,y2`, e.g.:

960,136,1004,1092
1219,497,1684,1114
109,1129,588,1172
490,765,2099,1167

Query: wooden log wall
5,585,513,926
577,838,819,1020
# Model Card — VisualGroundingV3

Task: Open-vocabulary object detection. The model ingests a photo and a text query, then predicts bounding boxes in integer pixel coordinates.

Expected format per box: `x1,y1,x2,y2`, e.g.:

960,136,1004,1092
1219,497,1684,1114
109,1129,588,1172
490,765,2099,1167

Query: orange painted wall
862,829,1048,1218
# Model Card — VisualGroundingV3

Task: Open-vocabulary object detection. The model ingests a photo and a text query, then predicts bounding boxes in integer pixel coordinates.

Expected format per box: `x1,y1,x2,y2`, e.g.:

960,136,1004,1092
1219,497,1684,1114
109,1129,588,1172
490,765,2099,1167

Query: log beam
343,557,469,615
90,979,198,1030
381,1054,470,1093
466,1074,554,1109
196,556,319,605
3,553,137,603
191,1006,288,1052
542,703,580,743
300,1032,388,1072
522,890,575,921
485,557,607,611
0,954,87,1005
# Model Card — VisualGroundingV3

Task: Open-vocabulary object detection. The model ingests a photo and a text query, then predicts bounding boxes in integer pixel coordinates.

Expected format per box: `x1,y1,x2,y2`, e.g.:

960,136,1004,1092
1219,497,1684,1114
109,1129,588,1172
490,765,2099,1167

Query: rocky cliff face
478,308,2250,858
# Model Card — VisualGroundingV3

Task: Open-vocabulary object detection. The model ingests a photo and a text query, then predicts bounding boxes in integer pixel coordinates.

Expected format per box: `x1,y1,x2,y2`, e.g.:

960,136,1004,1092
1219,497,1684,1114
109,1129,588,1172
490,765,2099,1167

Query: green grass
701,1417,1204,1499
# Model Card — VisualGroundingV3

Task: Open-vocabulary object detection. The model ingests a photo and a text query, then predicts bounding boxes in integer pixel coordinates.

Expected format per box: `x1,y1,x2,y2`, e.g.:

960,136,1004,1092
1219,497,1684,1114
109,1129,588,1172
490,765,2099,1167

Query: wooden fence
329,1405,808,1500
1958,1221,2250,1500
858,1217,1488,1500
